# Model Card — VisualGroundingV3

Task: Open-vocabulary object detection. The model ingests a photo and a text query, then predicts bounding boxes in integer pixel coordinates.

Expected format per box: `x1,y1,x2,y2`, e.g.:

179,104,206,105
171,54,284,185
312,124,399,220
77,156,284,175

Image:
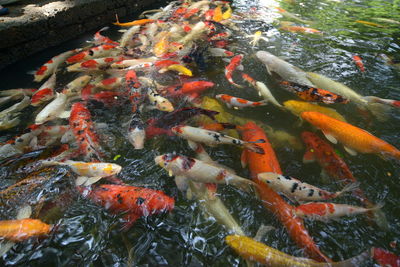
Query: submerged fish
0,219,51,242
127,112,146,149
284,100,347,122
225,54,244,88
216,94,268,109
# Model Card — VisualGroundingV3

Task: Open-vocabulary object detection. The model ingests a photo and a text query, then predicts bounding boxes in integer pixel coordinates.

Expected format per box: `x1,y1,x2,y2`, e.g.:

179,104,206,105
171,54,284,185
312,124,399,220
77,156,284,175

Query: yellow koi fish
166,64,193,76
283,100,347,122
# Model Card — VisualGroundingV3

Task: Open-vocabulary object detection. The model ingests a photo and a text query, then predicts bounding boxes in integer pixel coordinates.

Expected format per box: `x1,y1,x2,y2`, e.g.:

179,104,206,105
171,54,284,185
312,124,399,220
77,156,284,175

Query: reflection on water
0,0,399,265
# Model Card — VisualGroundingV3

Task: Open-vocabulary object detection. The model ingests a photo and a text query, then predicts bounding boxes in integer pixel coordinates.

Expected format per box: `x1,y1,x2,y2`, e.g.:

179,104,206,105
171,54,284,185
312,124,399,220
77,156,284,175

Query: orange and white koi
93,27,119,45
295,202,383,221
0,218,52,242
67,57,125,72
34,49,80,82
31,73,56,106
225,54,244,88
62,75,92,96
301,111,400,159
216,94,267,109
127,111,146,149
171,125,265,154
66,44,121,64
110,57,157,69
155,154,255,192
208,47,234,57
69,102,103,160
280,81,349,104
147,88,174,112
35,93,68,124
280,25,322,35
95,77,124,90
352,55,365,72
257,172,358,202
363,96,400,109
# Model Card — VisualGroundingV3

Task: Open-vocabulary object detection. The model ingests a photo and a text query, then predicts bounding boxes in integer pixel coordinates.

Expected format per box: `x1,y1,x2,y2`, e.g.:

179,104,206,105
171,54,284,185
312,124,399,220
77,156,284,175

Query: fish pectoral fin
343,146,358,156
84,176,104,186
58,110,71,119
175,175,189,192
240,150,248,168
302,150,316,163
17,205,32,219
322,131,338,144
0,241,15,257
75,176,89,186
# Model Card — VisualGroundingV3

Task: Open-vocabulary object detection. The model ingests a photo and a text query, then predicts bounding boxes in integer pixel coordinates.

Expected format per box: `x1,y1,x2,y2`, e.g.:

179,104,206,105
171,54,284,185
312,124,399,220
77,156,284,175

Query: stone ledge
0,0,161,70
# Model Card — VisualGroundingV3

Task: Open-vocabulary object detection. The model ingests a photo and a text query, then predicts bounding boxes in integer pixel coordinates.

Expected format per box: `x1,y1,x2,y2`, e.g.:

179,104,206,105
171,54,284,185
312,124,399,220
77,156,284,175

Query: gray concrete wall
0,0,160,70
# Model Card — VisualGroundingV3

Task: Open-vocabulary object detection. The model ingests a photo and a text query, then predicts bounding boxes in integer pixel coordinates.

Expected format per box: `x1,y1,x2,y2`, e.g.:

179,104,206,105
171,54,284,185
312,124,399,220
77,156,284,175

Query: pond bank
0,0,160,70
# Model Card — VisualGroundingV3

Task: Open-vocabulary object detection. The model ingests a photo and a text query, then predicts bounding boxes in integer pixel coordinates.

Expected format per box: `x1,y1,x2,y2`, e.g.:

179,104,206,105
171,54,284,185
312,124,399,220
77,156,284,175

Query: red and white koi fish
34,49,80,82
62,75,92,96
216,94,267,109
66,44,121,64
35,93,68,124
352,55,365,72
257,172,358,202
93,27,119,45
363,96,400,109
225,54,244,88
110,57,157,69
69,102,103,160
31,73,56,106
67,57,125,72
34,125,70,148
294,202,383,221
95,77,124,90
127,112,146,149
171,125,265,154
372,247,400,267
208,47,234,57
155,154,255,192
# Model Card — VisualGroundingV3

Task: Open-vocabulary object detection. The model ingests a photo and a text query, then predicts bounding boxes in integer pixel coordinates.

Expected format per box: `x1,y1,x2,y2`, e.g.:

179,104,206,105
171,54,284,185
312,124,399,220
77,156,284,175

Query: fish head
157,100,174,112
257,172,280,184
103,163,122,176
31,88,54,106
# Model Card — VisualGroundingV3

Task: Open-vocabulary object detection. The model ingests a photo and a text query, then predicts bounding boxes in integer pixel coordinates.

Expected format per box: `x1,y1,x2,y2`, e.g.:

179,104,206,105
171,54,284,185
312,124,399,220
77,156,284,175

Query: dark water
0,0,400,266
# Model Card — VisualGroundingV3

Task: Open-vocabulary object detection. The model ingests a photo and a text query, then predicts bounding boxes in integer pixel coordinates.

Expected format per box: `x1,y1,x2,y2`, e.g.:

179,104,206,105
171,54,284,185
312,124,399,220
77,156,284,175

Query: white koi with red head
66,44,121,64
208,48,234,57
171,125,265,154
154,154,255,192
225,54,244,88
31,73,56,106
216,94,267,109
95,77,124,90
294,202,383,221
257,172,358,202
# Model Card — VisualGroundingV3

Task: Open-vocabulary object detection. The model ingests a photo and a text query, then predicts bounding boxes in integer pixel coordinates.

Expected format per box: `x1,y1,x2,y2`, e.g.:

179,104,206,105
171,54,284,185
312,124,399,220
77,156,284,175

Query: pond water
0,0,399,266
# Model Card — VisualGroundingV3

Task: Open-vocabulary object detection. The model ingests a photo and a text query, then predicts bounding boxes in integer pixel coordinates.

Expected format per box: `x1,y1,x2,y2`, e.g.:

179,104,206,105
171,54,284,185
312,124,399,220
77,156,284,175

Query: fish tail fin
337,182,360,197
329,249,372,267
243,143,265,154
364,98,392,121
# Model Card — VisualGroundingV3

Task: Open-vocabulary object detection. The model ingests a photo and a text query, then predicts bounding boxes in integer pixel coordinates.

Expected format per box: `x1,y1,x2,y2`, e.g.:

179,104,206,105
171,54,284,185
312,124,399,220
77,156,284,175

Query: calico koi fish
147,88,174,112
34,49,80,82
35,93,68,124
239,122,331,262
93,27,119,45
294,202,382,221
155,154,256,192
171,125,265,154
0,219,52,242
284,100,347,122
66,44,121,64
31,73,56,106
225,54,244,88
226,235,370,267
301,111,400,159
127,112,146,149
79,184,174,230
67,57,125,72
352,55,365,72
216,94,267,109
69,102,103,160
257,172,357,202
280,81,348,104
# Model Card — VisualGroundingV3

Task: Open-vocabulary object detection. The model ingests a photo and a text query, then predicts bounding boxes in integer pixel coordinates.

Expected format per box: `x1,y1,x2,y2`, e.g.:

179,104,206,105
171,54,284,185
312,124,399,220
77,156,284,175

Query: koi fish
69,102,103,160
79,184,174,230
239,122,331,262
35,93,68,124
113,16,155,27
363,96,400,109
127,112,146,149
372,247,400,267
119,25,141,48
355,20,385,28
226,235,370,266
92,27,119,45
171,125,265,154
165,64,193,76
31,73,56,106
284,100,347,122
247,31,268,47
34,49,80,82
110,57,156,69
280,81,348,104
216,94,267,109
67,57,125,72
62,75,92,96
280,25,322,35
301,111,400,159
352,55,365,72
256,51,315,87
95,77,124,90
254,81,283,108
66,44,121,64
147,88,174,112
44,160,122,186
178,21,208,45
274,7,314,24
257,172,358,202
212,5,223,22
208,47,234,57
225,54,244,88
155,154,256,192
0,219,51,242
294,202,383,221
163,80,214,100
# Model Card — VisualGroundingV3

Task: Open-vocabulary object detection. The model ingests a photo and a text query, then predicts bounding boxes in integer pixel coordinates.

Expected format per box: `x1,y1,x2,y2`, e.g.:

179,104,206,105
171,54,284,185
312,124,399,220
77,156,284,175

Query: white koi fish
119,25,141,48
127,112,146,149
35,93,68,124
216,94,268,109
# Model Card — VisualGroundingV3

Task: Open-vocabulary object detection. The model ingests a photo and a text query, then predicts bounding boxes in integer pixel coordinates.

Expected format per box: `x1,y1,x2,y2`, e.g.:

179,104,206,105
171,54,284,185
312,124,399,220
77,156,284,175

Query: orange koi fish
212,5,223,22
216,94,267,109
239,122,331,262
352,55,365,72
225,54,244,88
301,111,400,159
280,25,322,35
280,81,348,104
69,102,103,161
113,15,155,27
164,81,214,101
0,219,51,242
79,184,174,230
355,20,385,28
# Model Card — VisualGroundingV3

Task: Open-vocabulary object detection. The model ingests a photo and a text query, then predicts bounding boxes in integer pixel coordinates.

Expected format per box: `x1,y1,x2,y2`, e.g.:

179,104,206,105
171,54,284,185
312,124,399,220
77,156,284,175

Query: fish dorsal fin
76,176,89,186
17,205,32,219
322,131,337,144
303,149,316,163
343,146,358,156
